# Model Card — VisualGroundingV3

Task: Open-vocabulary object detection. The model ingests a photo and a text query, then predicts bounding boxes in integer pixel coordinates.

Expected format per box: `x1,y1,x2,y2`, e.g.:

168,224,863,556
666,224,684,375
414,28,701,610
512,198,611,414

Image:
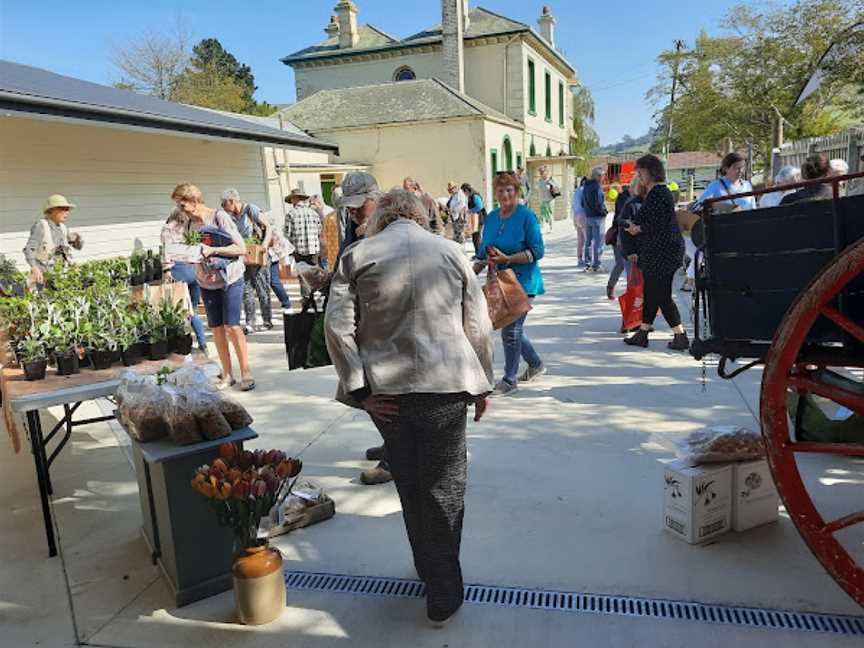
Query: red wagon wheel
761,238,864,607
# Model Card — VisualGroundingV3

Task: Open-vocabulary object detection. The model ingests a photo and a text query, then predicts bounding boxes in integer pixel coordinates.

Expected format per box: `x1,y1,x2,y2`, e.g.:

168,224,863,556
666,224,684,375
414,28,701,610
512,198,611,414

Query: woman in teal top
474,172,546,396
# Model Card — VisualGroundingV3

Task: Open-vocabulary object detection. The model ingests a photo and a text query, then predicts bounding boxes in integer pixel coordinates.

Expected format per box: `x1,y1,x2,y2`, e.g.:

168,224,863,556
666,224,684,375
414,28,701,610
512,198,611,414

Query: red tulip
270,450,286,466
238,450,255,469
227,468,242,484
219,442,238,462
232,480,250,499
211,458,229,475
253,449,265,467
251,479,267,498
289,458,303,478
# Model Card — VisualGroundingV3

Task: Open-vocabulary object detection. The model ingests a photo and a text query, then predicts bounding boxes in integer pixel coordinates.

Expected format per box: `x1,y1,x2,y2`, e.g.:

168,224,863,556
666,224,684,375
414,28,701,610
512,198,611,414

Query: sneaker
668,332,691,351
492,379,518,396
239,377,256,391
282,307,293,315
606,285,615,300
360,462,393,485
518,364,546,383
365,445,386,461
243,325,254,335
624,329,649,348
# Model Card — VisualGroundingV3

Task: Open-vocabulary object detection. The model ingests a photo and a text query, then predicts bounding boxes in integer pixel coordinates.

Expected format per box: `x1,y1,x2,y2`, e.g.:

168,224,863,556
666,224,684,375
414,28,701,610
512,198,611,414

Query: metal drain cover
285,570,864,637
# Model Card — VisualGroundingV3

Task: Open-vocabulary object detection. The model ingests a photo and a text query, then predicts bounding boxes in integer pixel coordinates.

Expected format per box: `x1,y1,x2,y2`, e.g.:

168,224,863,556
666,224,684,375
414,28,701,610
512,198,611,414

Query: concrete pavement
1,218,862,647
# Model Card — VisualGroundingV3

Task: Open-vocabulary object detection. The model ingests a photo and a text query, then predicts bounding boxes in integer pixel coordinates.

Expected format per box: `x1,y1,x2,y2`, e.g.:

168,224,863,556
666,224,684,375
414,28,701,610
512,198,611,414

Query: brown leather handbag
483,260,532,330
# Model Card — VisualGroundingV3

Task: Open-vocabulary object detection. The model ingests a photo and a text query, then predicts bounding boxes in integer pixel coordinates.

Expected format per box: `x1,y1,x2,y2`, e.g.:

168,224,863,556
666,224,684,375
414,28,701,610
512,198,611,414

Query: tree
173,63,250,113
570,83,599,176
111,22,189,100
189,38,257,110
648,0,864,170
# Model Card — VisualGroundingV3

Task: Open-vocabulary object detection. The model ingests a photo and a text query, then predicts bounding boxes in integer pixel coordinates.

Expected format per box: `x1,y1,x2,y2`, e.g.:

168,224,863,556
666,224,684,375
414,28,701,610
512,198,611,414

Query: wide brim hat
43,194,76,214
285,188,310,203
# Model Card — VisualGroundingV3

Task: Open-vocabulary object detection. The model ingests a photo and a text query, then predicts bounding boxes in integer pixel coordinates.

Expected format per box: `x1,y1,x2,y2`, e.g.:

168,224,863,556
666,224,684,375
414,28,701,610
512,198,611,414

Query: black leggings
642,271,682,328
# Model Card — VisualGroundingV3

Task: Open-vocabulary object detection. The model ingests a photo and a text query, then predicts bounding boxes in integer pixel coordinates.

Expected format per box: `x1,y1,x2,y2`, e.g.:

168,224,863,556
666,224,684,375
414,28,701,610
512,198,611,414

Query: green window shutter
528,59,536,115
529,138,536,157
558,81,565,127
544,71,551,121
516,153,523,169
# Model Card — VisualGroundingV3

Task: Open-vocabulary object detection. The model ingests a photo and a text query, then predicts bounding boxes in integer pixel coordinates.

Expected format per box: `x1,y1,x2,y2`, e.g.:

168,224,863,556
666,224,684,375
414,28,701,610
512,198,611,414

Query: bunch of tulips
192,442,303,549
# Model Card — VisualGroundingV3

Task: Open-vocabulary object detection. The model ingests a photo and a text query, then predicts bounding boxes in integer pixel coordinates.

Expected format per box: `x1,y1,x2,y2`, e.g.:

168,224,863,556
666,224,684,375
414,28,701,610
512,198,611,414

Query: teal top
476,204,545,296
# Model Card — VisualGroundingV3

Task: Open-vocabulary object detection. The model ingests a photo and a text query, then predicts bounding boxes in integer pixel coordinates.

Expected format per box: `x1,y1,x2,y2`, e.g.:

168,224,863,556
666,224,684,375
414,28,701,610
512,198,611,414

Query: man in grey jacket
325,188,493,626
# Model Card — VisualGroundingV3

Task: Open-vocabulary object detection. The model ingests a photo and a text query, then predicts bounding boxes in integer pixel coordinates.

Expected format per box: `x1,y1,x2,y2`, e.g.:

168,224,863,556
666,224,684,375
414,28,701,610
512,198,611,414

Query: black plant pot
172,334,193,355
120,344,143,366
55,352,80,376
23,358,48,381
89,349,114,370
130,273,145,287
148,339,168,361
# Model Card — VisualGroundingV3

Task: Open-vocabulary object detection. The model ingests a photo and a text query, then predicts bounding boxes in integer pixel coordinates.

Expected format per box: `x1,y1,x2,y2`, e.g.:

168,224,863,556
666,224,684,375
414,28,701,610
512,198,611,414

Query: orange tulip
214,481,232,500
227,468,242,484
219,442,237,462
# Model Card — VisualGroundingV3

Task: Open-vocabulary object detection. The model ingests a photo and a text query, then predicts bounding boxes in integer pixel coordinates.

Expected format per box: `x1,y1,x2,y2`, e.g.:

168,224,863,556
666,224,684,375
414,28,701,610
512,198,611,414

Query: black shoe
624,329,649,347
365,445,386,461
668,332,690,351
263,321,274,330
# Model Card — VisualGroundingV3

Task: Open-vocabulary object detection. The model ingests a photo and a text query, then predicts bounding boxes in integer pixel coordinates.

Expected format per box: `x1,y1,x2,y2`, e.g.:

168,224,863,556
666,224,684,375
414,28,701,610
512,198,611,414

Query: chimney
538,5,556,47
324,15,340,39
334,0,359,49
442,0,466,93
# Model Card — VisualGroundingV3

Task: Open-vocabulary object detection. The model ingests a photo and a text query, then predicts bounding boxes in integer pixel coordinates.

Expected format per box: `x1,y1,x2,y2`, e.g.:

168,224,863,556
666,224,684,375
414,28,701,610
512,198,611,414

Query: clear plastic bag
188,387,231,440
163,386,203,445
676,425,764,467
217,397,253,430
117,373,170,442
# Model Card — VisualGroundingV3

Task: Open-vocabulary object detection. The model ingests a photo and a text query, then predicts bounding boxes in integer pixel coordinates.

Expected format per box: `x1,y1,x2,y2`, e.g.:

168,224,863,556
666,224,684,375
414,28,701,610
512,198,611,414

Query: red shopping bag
618,267,644,332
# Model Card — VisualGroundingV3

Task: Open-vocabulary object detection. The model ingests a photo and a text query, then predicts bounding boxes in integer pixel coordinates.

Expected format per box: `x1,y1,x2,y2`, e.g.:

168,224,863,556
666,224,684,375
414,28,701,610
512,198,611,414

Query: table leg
26,410,57,557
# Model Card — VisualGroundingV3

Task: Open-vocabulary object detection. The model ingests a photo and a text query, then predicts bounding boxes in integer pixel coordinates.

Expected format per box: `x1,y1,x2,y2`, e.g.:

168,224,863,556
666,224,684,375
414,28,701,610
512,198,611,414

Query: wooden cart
690,171,864,607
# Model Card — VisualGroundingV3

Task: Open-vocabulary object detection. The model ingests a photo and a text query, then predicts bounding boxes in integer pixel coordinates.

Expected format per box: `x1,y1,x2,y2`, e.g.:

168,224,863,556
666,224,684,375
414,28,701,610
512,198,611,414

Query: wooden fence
772,127,864,176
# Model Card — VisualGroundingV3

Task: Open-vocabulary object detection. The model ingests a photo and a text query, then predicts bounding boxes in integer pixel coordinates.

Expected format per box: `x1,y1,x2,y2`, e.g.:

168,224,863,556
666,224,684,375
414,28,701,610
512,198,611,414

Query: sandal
239,377,256,392
215,377,236,391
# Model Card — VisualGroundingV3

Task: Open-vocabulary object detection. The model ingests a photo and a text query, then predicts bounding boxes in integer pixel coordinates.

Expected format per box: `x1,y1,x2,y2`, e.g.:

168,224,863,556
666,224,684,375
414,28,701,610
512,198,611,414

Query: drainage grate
284,570,864,637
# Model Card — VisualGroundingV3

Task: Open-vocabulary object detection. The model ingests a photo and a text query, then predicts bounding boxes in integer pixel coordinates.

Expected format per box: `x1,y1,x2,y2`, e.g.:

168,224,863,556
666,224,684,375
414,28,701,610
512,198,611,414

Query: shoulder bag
482,259,532,330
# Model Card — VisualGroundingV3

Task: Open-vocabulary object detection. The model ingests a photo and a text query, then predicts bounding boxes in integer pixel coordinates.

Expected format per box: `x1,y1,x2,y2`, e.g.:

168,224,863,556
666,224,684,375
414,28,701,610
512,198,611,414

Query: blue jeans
584,217,604,269
607,245,631,290
269,262,291,309
170,262,207,349
501,308,542,384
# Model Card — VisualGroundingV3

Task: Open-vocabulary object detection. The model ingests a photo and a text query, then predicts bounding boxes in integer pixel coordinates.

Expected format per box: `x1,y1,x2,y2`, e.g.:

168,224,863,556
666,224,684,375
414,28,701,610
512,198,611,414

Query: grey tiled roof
279,78,520,132
0,59,336,151
283,7,528,63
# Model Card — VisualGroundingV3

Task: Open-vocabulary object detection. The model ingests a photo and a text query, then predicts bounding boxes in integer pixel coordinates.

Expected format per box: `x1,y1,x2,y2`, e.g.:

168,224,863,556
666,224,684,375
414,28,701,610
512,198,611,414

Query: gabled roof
281,6,574,75
403,6,526,42
279,78,521,133
0,60,337,151
282,24,399,62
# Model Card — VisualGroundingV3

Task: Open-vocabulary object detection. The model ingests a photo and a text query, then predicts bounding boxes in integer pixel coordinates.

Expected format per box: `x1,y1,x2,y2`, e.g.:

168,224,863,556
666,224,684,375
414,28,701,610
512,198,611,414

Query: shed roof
667,151,722,169
0,60,337,152
279,78,521,132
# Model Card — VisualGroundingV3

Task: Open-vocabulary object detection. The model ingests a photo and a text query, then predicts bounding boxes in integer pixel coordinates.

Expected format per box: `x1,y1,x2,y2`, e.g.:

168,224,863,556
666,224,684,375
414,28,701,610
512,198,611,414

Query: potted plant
130,252,146,287
88,330,118,370
158,296,192,355
192,443,302,625
18,334,48,381
146,306,170,360
118,318,143,366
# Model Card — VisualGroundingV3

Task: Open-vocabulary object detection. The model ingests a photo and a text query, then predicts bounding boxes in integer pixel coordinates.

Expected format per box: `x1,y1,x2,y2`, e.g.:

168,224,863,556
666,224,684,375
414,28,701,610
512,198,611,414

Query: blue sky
0,0,756,145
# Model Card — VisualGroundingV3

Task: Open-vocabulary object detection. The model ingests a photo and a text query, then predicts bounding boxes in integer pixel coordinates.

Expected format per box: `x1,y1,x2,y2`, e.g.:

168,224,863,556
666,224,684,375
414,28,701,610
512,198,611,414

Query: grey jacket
325,219,494,408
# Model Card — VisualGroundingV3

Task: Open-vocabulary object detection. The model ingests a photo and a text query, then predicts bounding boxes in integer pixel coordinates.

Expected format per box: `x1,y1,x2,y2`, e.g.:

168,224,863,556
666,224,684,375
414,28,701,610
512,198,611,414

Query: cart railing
691,171,864,375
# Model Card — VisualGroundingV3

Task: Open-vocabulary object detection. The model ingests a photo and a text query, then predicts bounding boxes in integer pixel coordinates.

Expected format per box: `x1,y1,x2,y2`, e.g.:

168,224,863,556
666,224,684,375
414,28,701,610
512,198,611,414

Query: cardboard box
732,459,780,532
664,460,732,544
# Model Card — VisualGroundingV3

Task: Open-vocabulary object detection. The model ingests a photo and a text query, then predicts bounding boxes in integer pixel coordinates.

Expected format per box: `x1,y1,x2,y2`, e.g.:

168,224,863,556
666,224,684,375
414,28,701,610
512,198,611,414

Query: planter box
130,426,258,607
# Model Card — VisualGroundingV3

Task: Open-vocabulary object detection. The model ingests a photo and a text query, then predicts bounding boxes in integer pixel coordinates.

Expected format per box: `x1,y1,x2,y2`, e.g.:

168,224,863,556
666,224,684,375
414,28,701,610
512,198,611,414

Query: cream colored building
0,60,337,266
280,1,580,217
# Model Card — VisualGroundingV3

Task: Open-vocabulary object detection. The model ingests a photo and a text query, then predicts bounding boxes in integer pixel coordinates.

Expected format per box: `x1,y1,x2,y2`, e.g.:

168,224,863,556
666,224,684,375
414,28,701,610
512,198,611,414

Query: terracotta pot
232,544,285,625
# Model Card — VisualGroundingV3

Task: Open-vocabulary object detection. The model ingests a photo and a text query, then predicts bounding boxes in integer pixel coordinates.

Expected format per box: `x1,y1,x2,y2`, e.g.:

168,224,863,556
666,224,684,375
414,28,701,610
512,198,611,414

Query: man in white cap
330,171,392,486
23,194,83,285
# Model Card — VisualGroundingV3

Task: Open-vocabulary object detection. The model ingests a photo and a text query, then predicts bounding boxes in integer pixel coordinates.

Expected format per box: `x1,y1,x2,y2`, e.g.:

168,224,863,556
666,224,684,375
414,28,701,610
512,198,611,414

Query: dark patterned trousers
372,393,470,621
243,264,272,326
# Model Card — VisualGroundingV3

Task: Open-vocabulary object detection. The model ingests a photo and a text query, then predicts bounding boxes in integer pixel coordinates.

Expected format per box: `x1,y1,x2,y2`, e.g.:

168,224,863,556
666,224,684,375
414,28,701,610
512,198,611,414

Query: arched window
502,136,513,171
393,66,416,82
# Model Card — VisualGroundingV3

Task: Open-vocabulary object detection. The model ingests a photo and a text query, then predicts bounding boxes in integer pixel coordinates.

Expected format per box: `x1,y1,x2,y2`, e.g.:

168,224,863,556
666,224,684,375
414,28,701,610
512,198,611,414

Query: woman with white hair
446,181,468,244
325,188,493,627
759,165,802,208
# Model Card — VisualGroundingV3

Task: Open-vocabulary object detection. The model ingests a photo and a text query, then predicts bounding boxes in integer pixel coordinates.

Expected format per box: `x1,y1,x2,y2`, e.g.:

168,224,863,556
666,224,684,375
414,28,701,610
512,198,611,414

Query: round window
393,66,417,82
